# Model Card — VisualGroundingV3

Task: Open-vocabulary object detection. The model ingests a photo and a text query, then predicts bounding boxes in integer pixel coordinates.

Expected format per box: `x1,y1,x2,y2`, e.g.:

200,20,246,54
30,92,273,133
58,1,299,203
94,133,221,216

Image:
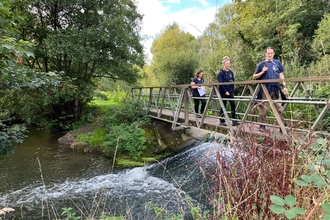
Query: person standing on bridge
191,70,206,118
253,47,288,132
217,56,239,126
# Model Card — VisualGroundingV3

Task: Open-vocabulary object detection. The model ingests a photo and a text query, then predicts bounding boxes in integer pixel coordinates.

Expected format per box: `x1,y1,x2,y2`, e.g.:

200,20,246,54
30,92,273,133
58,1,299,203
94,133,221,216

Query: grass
115,158,145,167
116,156,163,168
88,99,123,114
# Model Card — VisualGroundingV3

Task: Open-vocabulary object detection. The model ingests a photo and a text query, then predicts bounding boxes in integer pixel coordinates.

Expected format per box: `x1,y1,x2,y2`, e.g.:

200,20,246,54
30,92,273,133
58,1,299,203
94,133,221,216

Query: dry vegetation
204,124,330,219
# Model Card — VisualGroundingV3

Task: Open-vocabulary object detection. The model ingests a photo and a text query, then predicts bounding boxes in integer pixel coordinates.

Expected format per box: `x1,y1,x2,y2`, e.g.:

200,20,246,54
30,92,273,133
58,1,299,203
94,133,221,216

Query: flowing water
0,127,230,219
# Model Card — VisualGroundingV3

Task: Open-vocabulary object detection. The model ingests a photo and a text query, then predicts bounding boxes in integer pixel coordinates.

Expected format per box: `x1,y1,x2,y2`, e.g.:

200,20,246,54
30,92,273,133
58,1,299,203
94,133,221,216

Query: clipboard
198,86,206,96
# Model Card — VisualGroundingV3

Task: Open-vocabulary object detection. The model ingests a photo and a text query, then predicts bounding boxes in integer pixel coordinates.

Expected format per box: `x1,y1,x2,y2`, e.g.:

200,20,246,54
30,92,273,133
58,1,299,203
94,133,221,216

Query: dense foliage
13,0,145,130
77,101,150,158
1,0,146,155
0,0,72,154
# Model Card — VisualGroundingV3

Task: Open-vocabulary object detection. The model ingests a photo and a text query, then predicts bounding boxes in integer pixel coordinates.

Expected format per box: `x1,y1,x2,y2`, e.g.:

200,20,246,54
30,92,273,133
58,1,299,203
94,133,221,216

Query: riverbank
58,117,228,167
57,99,232,168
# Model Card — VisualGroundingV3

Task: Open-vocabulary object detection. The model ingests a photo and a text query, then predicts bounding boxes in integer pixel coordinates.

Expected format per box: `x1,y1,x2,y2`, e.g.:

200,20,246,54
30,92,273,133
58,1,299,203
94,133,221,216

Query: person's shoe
196,114,202,118
220,121,227,126
259,125,266,132
232,121,240,126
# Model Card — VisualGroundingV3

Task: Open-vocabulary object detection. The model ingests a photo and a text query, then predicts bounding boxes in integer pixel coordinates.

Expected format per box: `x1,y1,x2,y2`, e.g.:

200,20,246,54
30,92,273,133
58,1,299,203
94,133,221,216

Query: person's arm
279,72,288,95
276,60,288,94
253,69,267,79
191,81,199,89
231,71,235,96
217,71,227,94
191,79,201,89
253,63,267,79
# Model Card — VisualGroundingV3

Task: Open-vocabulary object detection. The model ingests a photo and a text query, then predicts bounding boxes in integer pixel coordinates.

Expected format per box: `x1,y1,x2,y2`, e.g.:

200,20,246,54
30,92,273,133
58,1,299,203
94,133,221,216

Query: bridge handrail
132,76,330,89
131,76,330,136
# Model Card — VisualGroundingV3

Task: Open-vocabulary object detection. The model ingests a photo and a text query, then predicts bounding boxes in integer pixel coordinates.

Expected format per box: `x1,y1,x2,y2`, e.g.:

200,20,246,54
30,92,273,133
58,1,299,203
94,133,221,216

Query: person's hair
222,56,230,65
196,69,204,77
265,47,275,53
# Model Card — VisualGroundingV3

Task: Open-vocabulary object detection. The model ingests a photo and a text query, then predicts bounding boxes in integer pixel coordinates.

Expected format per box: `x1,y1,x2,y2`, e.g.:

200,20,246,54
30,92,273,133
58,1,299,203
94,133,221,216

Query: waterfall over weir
0,129,232,219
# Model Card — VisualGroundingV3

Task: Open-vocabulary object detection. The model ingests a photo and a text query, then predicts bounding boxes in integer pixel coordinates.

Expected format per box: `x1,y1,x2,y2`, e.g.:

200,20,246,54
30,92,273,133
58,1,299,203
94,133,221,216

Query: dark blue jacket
217,69,235,95
254,59,284,99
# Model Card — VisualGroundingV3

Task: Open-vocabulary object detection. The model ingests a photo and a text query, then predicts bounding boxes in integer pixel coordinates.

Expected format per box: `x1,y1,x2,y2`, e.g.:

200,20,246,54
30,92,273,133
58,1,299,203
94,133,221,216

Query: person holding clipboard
191,70,206,118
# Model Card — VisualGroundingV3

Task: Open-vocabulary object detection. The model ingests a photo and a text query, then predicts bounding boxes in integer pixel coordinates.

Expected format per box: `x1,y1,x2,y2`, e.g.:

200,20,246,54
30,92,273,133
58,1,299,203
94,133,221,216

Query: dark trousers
194,95,206,114
220,93,236,122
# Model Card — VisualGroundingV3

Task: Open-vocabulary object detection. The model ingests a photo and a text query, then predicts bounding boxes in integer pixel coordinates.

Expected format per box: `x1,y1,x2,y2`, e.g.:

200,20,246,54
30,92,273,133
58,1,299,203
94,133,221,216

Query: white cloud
136,0,220,60
171,7,218,36
164,0,180,3
198,0,210,7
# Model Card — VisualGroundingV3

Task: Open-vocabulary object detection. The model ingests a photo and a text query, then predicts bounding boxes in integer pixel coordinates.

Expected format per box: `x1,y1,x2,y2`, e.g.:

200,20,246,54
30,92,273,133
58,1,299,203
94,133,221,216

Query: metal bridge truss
131,76,330,137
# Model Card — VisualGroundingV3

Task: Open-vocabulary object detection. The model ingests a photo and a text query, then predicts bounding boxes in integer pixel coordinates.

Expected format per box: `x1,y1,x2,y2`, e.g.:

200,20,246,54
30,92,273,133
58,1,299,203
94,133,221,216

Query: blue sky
162,0,223,13
136,0,231,59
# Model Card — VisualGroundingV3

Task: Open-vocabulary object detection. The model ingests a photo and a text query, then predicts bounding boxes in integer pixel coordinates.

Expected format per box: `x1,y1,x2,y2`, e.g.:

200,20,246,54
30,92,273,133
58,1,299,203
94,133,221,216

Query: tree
312,13,330,56
150,23,199,86
16,0,145,129
232,0,330,64
1,0,69,153
197,0,330,80
310,13,330,76
138,65,158,87
198,3,253,82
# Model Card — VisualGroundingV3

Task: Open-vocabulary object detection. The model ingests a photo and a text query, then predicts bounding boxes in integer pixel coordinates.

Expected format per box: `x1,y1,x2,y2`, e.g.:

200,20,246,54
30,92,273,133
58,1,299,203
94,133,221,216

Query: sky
136,0,232,59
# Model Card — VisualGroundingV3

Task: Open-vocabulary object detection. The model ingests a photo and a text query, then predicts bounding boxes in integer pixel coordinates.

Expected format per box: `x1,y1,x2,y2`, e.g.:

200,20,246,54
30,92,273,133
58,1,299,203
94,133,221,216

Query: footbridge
131,76,330,139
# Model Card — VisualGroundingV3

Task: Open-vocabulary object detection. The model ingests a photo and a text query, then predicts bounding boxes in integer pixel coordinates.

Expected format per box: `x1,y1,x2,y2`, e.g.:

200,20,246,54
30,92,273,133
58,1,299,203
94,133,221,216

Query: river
0,127,229,219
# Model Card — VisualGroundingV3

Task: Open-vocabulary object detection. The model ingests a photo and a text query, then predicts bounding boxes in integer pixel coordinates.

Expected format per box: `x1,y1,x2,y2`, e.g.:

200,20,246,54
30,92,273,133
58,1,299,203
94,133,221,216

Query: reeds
205,124,330,219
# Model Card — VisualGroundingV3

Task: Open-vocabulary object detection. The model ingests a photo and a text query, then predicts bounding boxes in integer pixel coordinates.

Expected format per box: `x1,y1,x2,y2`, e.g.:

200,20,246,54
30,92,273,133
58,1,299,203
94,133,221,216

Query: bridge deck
148,109,314,144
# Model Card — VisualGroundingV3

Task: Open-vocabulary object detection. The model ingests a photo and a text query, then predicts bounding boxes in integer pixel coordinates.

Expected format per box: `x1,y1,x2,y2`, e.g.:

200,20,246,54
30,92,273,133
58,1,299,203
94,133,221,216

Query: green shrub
94,91,109,101
101,101,149,128
98,101,149,158
0,123,27,156
101,122,146,158
269,195,305,219
76,101,149,158
269,139,330,219
108,85,128,103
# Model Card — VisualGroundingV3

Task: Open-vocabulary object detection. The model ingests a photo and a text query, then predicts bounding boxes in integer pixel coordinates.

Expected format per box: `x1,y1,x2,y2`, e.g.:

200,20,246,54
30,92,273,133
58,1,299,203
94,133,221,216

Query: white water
0,131,232,219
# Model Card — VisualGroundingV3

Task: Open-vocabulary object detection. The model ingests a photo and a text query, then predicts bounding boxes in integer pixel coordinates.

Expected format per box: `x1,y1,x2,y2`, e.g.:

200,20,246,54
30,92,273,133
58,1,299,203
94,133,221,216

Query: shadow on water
0,127,230,219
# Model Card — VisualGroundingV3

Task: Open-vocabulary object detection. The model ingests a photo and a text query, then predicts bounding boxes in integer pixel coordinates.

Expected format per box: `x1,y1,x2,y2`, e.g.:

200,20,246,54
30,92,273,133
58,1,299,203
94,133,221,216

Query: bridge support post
184,89,189,125
260,84,287,135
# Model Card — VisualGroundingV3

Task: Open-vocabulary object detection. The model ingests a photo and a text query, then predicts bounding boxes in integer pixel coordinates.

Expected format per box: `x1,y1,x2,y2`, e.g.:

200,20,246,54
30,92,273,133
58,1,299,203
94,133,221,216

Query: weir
131,76,330,139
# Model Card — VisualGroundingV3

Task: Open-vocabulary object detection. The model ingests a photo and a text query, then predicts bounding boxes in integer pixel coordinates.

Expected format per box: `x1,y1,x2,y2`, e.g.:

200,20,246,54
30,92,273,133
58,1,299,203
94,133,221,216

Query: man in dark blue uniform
253,47,288,132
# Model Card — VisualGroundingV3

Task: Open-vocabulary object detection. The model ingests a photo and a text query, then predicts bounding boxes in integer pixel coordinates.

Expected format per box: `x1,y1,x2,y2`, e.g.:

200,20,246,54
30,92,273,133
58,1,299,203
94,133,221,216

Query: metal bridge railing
131,76,330,136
